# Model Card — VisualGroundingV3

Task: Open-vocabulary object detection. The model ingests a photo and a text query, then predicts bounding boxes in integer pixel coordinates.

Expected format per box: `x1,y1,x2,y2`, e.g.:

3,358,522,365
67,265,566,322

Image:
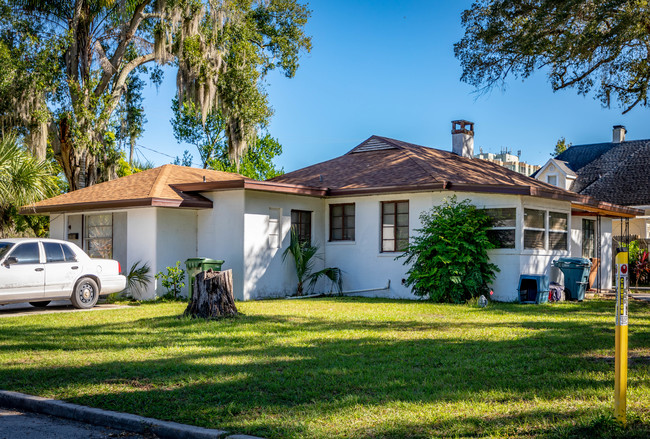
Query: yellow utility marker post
614,248,629,426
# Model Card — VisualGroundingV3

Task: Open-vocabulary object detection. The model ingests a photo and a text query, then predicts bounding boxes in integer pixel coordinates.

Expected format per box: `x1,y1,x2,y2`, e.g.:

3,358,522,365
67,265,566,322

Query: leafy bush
400,196,499,303
155,261,186,299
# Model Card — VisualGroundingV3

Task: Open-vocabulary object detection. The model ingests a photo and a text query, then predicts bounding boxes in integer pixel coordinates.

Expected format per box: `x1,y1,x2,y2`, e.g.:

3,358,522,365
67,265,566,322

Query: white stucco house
24,121,640,301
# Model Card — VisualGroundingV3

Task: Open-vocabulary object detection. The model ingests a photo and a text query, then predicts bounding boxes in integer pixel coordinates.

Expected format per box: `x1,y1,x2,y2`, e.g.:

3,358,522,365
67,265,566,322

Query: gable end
348,137,399,154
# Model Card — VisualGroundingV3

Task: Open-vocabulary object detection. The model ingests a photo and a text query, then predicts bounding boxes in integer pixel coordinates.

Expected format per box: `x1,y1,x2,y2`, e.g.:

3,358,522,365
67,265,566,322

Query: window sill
377,252,405,258
327,240,356,245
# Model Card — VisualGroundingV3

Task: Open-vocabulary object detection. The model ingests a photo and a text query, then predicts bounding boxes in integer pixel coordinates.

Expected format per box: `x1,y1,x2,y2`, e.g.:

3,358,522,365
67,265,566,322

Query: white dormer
534,159,577,191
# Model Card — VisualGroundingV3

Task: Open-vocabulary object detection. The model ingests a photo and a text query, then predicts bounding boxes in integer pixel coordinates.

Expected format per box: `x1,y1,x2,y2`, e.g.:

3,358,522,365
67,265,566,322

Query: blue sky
137,0,650,172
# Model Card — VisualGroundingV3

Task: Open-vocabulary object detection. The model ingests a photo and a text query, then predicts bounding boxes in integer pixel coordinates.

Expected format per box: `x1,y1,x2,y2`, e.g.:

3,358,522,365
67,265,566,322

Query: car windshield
0,242,14,260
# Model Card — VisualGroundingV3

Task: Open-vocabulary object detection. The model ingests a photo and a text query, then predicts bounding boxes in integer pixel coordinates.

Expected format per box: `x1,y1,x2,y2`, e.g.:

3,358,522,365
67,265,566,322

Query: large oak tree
3,0,310,190
455,0,650,113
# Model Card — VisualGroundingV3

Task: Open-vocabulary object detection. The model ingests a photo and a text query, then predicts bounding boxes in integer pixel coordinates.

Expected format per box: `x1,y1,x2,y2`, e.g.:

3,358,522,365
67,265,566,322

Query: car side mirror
3,256,17,267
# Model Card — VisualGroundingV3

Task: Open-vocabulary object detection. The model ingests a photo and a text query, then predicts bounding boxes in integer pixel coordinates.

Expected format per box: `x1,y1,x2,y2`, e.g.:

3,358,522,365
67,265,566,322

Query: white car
0,238,126,309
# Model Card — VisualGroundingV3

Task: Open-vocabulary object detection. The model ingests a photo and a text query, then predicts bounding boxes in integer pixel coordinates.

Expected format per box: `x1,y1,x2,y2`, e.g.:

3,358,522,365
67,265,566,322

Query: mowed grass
1,298,650,438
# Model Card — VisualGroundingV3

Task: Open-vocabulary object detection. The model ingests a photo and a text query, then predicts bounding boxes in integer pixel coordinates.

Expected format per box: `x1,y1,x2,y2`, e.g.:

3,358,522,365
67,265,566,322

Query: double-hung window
330,204,355,241
484,208,516,249
524,209,546,249
291,210,312,244
381,201,408,252
523,209,569,250
549,212,568,250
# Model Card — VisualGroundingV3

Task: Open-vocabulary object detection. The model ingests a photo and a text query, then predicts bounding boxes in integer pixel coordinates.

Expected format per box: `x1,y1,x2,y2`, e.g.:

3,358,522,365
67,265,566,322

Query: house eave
20,195,213,214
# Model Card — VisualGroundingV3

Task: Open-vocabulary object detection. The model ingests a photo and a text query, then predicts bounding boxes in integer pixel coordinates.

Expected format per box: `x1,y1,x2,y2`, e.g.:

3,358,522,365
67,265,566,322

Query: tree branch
94,1,152,98
100,52,155,130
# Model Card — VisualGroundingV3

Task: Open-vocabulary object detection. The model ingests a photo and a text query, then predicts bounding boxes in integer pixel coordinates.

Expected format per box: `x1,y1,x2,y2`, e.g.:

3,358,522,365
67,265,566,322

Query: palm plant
123,261,153,300
282,228,342,296
0,134,58,237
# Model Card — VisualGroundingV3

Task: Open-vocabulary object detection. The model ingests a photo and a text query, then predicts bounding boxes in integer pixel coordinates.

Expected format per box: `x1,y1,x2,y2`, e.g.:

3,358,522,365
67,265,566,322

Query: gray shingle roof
555,140,650,206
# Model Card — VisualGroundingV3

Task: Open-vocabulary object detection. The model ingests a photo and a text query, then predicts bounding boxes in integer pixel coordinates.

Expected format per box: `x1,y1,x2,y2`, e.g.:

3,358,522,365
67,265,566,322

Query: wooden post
184,269,238,319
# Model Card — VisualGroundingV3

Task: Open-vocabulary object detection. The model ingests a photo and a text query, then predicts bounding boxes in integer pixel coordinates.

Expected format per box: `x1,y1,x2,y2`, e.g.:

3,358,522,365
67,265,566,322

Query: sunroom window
524,209,546,249
549,212,568,250
484,208,516,249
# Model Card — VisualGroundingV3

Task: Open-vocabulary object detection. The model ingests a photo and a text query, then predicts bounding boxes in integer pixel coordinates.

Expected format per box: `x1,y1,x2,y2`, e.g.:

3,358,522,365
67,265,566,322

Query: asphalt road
0,408,155,439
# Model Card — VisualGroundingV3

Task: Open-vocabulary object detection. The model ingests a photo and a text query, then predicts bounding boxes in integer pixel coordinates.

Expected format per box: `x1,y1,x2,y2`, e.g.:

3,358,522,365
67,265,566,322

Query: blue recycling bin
552,258,592,301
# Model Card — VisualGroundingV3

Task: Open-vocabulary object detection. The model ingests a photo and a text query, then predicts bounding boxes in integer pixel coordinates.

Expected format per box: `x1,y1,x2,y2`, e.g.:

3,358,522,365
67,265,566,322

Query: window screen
291,210,311,244
484,208,516,249
84,214,113,258
330,203,355,241
549,212,568,251
524,209,546,249
382,201,409,252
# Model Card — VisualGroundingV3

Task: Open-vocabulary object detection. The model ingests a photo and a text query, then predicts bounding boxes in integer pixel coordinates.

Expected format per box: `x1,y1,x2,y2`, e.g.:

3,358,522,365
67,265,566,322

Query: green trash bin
552,257,592,301
185,258,225,299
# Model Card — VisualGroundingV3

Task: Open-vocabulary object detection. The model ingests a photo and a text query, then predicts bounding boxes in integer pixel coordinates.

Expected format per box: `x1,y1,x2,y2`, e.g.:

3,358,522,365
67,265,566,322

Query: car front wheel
71,277,99,309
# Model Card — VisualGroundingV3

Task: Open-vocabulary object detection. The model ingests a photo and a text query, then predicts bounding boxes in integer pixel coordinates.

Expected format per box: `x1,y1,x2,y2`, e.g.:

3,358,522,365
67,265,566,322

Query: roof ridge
398,144,447,183
148,164,171,198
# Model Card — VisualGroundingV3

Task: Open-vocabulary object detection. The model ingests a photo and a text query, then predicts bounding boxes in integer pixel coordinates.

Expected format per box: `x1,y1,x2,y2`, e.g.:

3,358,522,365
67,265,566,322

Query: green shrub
400,196,499,303
155,261,186,299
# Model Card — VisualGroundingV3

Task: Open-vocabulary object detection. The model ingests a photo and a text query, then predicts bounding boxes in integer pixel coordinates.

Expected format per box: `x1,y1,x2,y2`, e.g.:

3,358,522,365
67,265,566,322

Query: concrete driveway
0,300,128,318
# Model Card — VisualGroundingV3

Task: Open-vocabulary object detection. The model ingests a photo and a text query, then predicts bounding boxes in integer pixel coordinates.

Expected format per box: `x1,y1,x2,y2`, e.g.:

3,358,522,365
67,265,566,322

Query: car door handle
71,266,79,270
35,268,44,272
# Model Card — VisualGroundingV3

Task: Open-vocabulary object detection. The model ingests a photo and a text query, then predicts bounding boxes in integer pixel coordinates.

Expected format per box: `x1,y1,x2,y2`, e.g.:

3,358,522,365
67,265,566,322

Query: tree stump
184,269,238,319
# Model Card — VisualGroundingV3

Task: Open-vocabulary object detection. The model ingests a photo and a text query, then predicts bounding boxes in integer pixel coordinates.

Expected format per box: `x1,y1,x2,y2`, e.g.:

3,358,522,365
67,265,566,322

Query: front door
0,242,45,301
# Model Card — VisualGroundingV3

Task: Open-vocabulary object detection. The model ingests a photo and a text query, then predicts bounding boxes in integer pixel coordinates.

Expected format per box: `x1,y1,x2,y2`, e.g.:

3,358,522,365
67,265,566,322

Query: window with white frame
268,208,281,248
547,175,558,186
549,211,568,250
84,214,113,258
524,209,546,249
484,208,516,249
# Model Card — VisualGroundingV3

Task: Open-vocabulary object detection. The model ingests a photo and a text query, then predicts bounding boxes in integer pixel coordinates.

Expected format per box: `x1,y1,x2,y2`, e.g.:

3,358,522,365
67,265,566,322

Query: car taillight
118,262,122,274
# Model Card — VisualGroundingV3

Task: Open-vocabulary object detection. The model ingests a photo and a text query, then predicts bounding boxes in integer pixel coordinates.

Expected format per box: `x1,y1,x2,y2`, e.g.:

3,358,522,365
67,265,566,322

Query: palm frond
124,260,152,299
306,267,343,294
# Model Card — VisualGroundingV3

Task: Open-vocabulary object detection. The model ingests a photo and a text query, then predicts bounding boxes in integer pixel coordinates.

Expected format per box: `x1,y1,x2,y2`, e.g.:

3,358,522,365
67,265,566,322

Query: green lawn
1,298,650,438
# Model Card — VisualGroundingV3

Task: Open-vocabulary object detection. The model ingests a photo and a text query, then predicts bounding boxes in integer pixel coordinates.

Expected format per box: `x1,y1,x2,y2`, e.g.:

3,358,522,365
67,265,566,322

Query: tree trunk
184,269,237,319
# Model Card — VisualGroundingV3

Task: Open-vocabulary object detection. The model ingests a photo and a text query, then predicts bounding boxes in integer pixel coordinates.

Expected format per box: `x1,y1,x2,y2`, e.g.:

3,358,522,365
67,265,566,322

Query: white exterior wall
197,190,246,300
49,214,66,240
126,208,158,298
243,191,326,300
322,192,574,302
155,208,198,297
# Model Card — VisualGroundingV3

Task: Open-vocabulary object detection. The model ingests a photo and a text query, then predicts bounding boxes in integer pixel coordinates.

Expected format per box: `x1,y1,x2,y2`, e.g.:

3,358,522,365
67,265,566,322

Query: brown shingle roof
268,136,641,217
271,136,566,192
22,165,246,213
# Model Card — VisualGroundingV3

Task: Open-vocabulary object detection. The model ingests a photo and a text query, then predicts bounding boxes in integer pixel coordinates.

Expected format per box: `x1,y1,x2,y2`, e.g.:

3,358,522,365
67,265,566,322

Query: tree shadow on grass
0,298,649,438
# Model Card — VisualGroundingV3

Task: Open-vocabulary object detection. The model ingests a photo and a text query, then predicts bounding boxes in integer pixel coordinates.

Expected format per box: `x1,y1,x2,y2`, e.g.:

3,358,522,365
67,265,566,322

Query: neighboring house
24,121,639,301
474,148,541,176
535,125,650,239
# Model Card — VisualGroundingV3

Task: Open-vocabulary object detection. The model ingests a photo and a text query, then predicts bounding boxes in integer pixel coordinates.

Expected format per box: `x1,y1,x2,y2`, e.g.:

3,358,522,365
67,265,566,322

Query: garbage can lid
201,258,225,264
185,257,209,269
554,257,592,267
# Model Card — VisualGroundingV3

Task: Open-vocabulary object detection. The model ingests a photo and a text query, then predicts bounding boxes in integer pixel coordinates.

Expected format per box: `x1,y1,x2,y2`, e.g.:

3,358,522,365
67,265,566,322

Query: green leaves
455,0,650,113
155,261,186,299
282,228,342,296
400,196,499,303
